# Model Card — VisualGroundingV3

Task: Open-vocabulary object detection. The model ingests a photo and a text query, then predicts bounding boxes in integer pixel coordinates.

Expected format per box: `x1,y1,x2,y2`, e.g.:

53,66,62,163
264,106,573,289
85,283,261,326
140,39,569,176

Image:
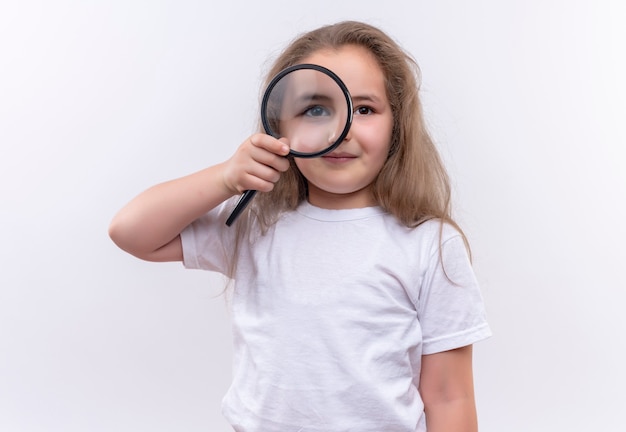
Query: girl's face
294,45,393,209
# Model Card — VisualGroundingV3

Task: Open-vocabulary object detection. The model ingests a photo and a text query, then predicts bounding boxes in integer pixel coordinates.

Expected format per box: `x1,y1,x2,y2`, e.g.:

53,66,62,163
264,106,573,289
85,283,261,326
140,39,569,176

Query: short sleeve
417,233,491,355
180,201,237,276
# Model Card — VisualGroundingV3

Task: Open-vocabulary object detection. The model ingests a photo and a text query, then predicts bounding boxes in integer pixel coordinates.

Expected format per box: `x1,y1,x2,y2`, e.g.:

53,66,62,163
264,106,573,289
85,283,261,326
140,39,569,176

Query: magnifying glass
225,64,353,226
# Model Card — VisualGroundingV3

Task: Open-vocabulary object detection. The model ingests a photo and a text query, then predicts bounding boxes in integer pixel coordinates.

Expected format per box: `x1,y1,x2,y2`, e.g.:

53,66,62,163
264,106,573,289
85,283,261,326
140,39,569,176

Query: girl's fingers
223,134,291,194
249,134,290,158
249,144,291,173
241,167,282,192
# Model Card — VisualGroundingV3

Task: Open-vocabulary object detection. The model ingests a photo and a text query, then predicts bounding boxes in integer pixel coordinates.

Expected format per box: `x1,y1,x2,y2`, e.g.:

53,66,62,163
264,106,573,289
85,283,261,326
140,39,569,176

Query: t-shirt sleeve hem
180,223,200,269
422,323,492,355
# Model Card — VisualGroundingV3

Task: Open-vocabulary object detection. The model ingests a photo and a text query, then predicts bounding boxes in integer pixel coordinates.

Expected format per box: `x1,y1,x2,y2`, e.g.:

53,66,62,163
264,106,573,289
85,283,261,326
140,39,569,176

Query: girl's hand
222,133,291,195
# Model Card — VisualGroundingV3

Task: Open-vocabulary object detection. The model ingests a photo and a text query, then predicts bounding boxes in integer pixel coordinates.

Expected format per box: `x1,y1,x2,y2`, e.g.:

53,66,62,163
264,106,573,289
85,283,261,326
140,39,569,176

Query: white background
1,1,625,431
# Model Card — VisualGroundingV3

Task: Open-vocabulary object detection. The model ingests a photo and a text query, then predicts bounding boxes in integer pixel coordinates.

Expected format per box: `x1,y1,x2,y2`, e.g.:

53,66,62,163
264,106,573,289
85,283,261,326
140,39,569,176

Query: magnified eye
303,105,331,117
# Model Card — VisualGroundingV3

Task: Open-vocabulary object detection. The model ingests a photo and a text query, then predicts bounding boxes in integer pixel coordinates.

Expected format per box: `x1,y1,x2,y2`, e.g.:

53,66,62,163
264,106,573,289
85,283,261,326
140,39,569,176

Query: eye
303,105,331,117
355,106,374,115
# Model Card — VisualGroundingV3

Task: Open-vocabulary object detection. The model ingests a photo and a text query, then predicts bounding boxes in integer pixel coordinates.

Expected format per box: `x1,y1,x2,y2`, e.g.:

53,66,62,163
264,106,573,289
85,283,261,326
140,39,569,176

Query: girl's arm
108,134,290,262
419,345,478,432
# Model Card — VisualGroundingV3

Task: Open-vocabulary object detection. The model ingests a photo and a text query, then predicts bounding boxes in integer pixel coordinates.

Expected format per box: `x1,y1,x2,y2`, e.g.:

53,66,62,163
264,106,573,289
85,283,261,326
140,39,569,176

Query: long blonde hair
230,20,469,272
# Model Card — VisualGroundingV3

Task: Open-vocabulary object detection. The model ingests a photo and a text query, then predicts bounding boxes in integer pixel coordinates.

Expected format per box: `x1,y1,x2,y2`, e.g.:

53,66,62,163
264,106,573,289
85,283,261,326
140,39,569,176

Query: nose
342,124,353,142
328,120,352,146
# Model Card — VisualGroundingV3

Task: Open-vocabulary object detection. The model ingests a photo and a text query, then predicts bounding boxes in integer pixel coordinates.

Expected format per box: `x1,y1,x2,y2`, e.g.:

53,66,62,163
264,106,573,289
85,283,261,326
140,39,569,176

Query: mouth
322,152,357,162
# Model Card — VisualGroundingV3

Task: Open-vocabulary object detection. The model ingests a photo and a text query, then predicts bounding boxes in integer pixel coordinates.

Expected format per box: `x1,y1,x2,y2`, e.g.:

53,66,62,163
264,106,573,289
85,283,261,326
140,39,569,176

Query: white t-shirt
181,200,491,432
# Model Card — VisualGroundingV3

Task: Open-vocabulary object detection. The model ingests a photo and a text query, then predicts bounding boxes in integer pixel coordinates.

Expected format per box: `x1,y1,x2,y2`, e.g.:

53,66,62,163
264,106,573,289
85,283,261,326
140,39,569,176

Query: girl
109,20,491,432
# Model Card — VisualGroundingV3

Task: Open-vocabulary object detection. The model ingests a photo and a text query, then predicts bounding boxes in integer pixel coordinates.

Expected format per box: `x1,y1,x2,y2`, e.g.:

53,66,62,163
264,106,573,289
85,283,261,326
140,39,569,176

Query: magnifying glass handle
225,189,257,226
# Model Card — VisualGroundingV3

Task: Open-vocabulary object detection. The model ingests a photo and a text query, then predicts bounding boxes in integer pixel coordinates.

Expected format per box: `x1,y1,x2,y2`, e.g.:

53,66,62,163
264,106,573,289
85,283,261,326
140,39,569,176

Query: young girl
109,20,491,432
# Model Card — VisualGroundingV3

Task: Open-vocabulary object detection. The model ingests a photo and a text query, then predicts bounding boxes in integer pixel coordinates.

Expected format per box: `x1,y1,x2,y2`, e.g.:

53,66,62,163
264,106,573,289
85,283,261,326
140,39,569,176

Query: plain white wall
1,1,624,431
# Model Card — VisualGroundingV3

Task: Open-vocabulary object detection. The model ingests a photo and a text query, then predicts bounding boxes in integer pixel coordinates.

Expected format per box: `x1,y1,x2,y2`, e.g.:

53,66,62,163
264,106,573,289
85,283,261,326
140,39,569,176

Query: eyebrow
351,94,383,104
294,93,335,104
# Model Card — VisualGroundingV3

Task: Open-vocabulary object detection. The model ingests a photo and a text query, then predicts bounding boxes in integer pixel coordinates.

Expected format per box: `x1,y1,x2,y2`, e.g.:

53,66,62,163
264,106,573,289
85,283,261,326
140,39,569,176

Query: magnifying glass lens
263,67,351,156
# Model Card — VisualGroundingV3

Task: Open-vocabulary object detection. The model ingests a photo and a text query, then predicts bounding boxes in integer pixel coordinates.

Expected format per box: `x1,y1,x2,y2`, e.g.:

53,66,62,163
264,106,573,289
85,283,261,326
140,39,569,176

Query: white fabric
181,200,491,432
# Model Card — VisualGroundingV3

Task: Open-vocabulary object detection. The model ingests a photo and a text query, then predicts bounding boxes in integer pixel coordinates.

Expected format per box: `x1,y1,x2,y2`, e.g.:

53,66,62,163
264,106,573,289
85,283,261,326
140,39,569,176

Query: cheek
362,125,393,162
293,158,316,179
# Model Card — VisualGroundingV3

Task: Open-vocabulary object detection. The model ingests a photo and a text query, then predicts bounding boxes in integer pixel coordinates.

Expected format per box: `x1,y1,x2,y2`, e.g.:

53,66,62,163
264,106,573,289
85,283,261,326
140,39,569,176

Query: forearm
108,162,233,259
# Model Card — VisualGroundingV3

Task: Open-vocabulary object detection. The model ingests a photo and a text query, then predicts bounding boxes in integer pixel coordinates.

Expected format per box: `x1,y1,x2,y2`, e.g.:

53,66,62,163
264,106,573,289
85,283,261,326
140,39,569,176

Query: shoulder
384,216,465,250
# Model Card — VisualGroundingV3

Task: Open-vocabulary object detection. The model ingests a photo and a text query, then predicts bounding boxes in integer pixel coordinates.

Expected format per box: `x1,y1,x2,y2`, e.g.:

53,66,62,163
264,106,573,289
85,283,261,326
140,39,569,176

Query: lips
322,152,357,162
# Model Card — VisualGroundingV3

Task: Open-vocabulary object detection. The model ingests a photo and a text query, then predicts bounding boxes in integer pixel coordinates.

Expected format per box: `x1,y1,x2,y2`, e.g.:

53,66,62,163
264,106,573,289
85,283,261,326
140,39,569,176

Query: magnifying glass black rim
260,63,353,159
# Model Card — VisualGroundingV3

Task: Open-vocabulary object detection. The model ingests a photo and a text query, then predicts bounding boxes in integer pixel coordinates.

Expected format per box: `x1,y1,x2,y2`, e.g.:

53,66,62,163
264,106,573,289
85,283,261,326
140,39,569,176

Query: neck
307,186,376,209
